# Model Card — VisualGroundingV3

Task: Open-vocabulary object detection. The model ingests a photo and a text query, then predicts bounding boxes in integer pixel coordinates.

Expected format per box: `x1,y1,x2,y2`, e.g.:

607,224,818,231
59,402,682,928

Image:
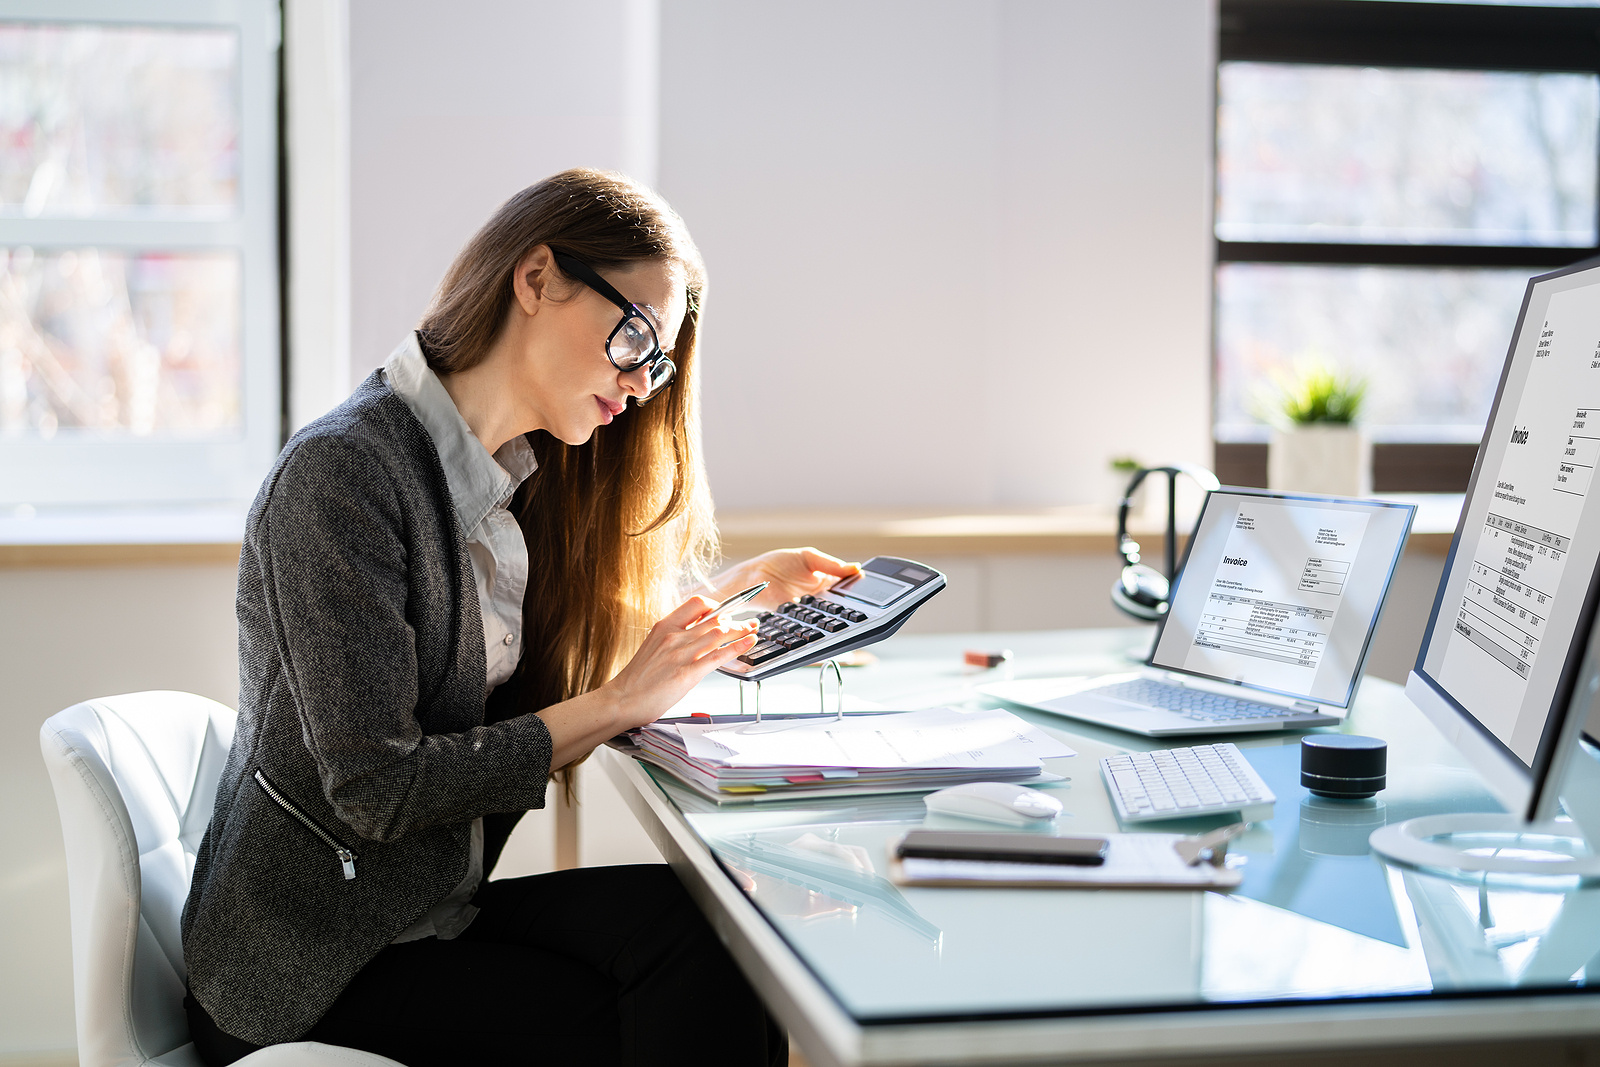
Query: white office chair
40,692,403,1067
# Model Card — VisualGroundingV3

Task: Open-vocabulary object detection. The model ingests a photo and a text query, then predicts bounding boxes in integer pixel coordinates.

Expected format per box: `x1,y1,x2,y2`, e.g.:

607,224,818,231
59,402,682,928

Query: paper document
679,705,1075,769
622,705,1075,802
1182,500,1369,692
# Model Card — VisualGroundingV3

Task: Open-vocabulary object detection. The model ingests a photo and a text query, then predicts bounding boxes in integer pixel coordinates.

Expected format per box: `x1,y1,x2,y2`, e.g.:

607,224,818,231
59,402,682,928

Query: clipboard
888,824,1246,889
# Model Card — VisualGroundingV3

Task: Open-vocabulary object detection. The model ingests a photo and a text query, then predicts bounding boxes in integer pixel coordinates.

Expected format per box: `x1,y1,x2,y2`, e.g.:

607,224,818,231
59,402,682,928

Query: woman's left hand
705,547,861,610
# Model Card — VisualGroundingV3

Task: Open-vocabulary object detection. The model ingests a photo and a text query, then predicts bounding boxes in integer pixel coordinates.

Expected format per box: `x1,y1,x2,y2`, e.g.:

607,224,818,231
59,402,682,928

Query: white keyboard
1100,743,1275,823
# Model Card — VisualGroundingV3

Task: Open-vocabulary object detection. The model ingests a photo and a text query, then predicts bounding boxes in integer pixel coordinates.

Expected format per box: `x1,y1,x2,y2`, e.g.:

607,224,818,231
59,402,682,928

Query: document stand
735,660,848,725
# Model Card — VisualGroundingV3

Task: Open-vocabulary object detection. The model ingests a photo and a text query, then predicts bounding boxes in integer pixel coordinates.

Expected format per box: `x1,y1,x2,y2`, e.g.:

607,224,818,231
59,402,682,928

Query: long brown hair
416,168,716,729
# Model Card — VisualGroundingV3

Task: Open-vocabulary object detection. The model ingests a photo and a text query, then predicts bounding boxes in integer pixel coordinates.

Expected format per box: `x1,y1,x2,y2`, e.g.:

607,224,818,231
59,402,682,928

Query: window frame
1213,0,1600,491
0,0,282,510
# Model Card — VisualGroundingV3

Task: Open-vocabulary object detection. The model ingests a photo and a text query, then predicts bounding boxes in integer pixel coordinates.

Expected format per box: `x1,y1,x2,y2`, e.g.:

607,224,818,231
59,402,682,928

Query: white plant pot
1268,424,1372,498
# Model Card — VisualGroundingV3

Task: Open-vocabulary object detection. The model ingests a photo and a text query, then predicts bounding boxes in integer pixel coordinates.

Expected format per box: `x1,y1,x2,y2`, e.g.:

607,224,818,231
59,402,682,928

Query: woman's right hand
603,596,759,729
537,597,756,770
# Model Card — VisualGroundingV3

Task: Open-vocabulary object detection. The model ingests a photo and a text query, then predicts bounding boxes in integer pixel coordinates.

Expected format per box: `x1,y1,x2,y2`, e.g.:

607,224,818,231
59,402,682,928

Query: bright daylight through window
1217,63,1599,441
1214,3,1600,474
0,1,279,513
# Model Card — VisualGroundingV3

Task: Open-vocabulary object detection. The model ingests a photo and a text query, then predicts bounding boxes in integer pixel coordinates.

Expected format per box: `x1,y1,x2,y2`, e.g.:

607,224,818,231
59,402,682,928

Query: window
1214,1,1600,491
0,0,279,510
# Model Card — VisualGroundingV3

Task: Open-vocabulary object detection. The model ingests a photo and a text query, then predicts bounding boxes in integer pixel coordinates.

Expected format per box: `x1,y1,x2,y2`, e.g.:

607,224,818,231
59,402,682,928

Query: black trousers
186,864,787,1066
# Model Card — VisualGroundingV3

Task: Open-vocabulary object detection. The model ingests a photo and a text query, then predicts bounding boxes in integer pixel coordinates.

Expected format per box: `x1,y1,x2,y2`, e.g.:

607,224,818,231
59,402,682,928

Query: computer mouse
923,782,1063,825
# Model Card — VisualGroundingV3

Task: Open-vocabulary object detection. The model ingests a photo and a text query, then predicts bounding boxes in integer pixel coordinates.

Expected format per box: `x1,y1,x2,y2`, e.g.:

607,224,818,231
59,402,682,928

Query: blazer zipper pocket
253,769,357,880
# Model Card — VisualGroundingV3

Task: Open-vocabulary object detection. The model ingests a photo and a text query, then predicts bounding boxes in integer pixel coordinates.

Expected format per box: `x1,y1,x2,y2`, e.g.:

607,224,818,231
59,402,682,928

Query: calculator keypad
739,596,864,666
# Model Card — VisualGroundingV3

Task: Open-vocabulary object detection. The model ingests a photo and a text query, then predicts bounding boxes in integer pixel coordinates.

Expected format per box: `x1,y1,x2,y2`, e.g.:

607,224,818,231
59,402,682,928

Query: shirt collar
384,333,538,537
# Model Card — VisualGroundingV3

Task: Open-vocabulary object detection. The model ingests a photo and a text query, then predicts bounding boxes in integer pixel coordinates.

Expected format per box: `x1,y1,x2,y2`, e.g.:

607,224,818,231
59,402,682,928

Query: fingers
608,618,758,725
679,614,758,656
666,548,860,635
700,629,759,662
650,598,756,674
663,594,719,629
797,546,861,578
697,630,759,667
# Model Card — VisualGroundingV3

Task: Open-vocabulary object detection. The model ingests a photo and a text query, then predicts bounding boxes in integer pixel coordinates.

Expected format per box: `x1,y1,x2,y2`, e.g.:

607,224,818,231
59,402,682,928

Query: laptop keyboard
1093,678,1323,723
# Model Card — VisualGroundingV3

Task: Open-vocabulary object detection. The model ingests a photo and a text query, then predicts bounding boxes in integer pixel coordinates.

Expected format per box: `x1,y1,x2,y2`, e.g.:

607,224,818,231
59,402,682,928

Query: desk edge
598,748,863,1067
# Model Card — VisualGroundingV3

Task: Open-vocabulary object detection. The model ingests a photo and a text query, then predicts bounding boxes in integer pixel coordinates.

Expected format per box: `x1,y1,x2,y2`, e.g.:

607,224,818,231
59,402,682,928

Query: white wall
286,0,353,430
346,0,660,385
344,0,1217,509
660,1,1216,512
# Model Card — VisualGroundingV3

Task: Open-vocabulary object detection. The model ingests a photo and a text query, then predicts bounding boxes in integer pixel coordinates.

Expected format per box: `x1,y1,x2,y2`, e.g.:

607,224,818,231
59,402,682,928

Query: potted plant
1265,362,1371,497
1107,455,1148,516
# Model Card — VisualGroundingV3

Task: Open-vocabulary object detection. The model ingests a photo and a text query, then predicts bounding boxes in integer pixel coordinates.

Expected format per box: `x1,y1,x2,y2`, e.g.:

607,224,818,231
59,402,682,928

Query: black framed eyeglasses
551,250,675,401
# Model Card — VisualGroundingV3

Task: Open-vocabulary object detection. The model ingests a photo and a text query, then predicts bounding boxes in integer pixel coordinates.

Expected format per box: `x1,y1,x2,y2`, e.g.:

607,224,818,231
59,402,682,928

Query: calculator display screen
832,573,910,606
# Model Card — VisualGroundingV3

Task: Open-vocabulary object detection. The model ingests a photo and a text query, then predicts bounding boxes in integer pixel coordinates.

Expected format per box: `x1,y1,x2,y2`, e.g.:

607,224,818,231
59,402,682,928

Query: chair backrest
40,692,237,1067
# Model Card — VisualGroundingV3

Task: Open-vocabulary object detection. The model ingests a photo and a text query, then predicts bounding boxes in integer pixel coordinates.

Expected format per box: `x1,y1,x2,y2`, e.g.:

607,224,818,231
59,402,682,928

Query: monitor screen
1417,260,1600,784
1151,490,1414,708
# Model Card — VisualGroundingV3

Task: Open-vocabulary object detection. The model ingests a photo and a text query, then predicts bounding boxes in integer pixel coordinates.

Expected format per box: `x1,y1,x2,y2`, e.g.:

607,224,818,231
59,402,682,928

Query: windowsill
0,503,248,568
716,493,1462,561
0,495,1464,569
1214,424,1488,445
1382,491,1464,541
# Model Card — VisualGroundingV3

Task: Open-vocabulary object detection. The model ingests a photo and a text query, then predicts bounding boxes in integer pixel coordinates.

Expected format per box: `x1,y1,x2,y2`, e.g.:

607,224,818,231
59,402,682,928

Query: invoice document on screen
1179,500,1369,693
1428,280,1600,761
1151,491,1408,707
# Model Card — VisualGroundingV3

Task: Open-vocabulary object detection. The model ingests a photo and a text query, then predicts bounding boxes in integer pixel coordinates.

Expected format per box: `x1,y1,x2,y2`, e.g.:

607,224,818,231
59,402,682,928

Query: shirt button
502,633,514,645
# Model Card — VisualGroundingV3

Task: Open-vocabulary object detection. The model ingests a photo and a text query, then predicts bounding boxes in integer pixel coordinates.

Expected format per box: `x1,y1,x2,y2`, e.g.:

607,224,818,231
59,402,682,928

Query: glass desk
599,629,1600,1066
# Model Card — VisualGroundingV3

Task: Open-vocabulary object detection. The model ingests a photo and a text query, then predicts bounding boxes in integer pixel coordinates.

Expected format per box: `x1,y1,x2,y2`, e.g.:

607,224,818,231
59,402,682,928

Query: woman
180,168,853,1066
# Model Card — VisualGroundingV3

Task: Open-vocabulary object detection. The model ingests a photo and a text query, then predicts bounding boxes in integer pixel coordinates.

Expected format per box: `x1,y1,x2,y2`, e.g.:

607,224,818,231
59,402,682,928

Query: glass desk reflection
598,628,1600,1067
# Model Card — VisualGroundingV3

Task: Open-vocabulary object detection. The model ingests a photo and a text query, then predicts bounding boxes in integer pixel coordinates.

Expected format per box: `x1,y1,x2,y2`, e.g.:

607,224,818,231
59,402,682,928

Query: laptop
982,488,1416,737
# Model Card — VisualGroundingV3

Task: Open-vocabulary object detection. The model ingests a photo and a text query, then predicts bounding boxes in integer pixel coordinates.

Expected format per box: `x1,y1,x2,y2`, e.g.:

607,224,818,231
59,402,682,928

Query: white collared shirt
383,333,539,941
386,333,538,689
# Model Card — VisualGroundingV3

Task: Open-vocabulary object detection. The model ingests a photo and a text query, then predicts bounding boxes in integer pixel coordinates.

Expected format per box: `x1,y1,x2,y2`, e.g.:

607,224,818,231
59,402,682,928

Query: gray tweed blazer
181,370,554,1044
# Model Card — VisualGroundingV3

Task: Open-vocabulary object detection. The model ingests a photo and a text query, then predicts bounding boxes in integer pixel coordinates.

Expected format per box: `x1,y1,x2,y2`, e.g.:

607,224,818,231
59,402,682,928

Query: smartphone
896,831,1109,866
705,582,768,622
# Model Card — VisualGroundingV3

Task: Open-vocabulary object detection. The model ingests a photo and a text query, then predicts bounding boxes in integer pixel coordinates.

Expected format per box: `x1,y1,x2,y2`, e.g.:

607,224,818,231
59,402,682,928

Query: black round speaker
1300,734,1387,799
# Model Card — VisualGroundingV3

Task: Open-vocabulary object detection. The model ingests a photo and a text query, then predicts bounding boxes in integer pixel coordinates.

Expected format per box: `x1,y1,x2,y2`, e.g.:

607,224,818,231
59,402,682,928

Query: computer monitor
1379,256,1600,875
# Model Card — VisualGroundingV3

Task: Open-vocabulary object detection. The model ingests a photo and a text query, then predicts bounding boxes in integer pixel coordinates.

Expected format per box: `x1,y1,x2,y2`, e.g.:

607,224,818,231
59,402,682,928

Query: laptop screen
1148,490,1416,708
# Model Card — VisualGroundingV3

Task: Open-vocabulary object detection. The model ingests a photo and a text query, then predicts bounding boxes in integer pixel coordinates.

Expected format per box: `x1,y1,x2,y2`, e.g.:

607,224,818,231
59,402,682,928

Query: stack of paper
620,705,1075,802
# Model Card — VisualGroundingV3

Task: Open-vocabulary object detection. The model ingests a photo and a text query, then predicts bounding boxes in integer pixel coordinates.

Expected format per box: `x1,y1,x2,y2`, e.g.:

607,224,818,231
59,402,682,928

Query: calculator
717,556,947,682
